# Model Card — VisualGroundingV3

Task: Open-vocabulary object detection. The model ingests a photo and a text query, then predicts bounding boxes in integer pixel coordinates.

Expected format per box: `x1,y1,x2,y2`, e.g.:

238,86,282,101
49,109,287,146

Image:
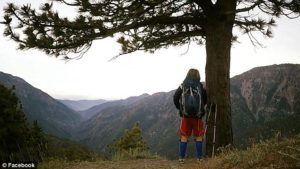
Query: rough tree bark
204,1,236,156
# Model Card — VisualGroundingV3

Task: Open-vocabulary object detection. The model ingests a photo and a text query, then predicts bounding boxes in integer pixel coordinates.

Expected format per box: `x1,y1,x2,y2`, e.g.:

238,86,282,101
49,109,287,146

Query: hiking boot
178,158,185,164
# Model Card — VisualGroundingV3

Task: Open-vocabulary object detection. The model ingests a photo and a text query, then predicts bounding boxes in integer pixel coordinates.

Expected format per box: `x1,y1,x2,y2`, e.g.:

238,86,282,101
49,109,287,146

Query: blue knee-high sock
179,141,187,159
196,141,203,158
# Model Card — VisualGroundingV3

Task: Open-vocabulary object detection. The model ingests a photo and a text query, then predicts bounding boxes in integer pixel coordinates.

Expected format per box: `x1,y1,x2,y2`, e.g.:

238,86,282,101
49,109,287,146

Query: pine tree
2,0,300,155
0,84,30,161
0,83,46,161
29,120,47,161
108,122,147,153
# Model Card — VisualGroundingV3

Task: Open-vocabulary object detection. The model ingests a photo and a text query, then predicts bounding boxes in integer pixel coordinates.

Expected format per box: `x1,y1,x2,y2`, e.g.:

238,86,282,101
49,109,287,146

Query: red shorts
179,117,205,137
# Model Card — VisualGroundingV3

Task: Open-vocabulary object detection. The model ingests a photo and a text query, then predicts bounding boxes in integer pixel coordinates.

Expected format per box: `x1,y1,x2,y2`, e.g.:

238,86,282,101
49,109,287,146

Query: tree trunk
204,2,236,156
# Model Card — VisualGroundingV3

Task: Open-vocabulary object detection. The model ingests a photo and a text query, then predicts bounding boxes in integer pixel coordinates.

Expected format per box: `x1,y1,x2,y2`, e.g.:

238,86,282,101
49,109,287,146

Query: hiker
173,68,207,162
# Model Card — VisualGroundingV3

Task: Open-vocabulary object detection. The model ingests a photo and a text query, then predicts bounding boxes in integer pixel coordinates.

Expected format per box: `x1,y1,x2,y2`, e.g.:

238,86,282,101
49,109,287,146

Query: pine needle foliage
1,0,299,58
0,83,46,162
108,122,149,160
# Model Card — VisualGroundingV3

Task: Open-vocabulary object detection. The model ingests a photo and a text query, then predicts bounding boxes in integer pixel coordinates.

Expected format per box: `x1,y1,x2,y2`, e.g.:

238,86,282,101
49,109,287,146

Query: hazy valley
1,64,299,159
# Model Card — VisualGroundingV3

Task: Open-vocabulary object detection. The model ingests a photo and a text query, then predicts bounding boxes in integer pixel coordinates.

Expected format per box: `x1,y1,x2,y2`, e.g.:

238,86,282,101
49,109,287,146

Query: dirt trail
56,159,208,169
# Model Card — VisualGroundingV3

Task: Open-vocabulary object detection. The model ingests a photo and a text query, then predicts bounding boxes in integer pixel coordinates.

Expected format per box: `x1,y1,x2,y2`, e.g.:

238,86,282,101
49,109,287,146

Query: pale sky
0,0,300,100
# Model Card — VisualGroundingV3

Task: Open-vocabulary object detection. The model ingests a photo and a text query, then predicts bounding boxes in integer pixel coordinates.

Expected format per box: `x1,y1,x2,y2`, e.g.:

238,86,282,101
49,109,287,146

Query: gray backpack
180,80,204,118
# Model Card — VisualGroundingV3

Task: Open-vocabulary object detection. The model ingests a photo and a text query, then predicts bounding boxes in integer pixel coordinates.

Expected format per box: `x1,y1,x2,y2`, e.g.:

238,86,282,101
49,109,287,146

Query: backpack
180,80,204,118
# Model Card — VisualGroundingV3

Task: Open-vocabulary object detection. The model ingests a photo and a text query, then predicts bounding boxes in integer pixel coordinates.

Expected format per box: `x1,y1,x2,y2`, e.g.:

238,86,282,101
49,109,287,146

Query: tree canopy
2,0,299,59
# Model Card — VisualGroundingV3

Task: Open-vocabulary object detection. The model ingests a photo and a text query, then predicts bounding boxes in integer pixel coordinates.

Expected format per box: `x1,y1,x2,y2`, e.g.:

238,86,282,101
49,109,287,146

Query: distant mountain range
0,72,81,139
1,64,299,159
74,92,178,156
59,99,107,112
73,64,300,158
77,94,150,120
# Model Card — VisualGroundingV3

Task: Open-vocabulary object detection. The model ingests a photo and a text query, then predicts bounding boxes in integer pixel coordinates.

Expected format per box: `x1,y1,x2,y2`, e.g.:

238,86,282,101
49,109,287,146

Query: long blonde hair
184,68,200,81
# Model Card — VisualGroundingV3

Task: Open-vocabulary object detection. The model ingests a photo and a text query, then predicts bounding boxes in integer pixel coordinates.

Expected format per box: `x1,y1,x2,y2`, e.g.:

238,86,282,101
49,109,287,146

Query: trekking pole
212,104,218,158
203,103,213,157
204,104,213,135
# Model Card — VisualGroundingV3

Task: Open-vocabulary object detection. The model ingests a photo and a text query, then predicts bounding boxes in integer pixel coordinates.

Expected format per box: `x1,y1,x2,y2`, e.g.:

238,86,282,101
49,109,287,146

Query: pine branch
191,0,213,13
51,0,80,6
226,0,263,14
2,0,300,58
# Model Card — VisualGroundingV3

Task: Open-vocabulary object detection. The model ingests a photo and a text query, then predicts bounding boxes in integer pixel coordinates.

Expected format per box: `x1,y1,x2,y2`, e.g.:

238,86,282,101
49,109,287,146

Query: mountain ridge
77,93,151,121
0,71,81,138
75,64,300,158
1,63,299,159
59,99,107,112
230,63,300,147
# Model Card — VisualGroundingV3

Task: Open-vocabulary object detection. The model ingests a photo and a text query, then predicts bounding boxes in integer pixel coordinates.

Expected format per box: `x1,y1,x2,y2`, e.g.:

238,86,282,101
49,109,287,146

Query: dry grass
111,149,159,161
202,134,300,169
38,134,300,169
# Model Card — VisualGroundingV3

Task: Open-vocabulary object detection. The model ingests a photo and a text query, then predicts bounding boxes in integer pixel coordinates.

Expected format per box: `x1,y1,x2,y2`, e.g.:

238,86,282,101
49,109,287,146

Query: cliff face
233,64,300,117
231,64,300,146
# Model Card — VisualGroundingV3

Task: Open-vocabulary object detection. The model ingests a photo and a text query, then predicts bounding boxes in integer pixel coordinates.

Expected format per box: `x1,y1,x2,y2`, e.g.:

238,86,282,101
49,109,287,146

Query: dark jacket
173,81,207,114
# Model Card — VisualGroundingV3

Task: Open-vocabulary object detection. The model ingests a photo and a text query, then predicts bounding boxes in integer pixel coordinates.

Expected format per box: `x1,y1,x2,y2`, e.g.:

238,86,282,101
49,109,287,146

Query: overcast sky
0,0,300,100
